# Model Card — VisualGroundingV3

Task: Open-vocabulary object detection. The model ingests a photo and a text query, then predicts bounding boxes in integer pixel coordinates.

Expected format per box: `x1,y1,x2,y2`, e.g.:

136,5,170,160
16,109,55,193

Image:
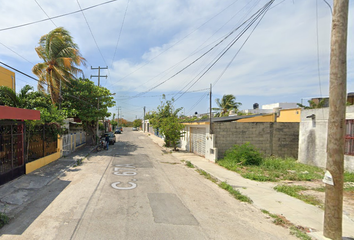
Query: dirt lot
281,180,354,221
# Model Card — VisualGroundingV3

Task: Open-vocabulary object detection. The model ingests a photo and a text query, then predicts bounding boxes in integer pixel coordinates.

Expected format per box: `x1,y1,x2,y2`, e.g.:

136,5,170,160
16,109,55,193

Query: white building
242,102,298,115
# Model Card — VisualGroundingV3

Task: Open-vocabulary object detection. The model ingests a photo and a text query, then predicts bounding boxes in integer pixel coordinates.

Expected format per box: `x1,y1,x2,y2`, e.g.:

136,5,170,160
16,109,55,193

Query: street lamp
96,93,116,143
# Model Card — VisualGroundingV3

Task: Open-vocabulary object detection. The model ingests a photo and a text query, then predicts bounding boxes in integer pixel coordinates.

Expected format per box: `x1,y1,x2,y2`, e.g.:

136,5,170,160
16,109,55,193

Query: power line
76,0,109,69
111,0,130,67
116,88,209,100
186,93,208,115
322,0,333,14
0,42,34,64
130,0,261,93
113,0,243,83
0,61,98,107
0,0,119,32
213,0,274,87
175,0,274,101
34,0,57,27
316,0,323,99
126,7,267,101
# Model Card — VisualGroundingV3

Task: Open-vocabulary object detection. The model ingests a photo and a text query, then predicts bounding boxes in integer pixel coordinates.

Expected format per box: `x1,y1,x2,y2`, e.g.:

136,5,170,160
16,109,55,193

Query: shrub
0,212,9,228
223,142,263,166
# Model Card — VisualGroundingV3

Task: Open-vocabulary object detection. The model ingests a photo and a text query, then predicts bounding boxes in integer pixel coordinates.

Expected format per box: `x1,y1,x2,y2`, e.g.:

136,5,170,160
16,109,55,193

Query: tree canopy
61,78,115,144
0,85,66,125
133,119,142,128
297,99,327,109
145,96,184,150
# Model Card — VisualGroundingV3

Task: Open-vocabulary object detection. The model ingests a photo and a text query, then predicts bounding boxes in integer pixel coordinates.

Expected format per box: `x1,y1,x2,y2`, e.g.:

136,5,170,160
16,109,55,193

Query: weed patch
196,169,218,183
196,169,252,203
274,185,322,207
222,142,263,166
344,172,354,182
218,182,252,203
218,157,324,182
290,226,312,240
0,212,9,229
73,158,83,167
185,161,194,168
261,209,311,240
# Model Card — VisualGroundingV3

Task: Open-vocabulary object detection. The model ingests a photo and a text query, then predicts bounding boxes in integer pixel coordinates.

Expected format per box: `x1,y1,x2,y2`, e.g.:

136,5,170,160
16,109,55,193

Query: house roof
0,106,40,120
181,113,266,124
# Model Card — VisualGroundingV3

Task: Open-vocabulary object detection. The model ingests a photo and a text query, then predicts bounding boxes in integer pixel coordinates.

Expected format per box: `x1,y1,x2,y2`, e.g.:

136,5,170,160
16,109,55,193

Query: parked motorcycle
96,137,108,151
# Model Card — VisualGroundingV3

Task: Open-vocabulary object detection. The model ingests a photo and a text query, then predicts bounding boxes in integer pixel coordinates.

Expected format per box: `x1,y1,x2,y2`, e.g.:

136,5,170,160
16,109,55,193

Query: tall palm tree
213,94,241,117
32,27,86,104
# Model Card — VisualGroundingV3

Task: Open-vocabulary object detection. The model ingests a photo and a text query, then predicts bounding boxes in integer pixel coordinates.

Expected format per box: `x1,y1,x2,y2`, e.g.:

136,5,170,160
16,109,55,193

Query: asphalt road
0,129,296,240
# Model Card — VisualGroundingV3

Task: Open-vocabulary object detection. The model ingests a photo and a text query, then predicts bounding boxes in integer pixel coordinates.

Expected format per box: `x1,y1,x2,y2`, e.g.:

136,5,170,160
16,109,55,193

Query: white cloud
0,0,353,120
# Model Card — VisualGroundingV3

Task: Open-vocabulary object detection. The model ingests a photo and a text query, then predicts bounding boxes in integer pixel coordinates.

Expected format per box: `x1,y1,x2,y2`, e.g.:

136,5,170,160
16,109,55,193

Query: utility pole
324,1,348,239
91,66,108,143
143,106,146,132
117,107,120,128
209,84,212,134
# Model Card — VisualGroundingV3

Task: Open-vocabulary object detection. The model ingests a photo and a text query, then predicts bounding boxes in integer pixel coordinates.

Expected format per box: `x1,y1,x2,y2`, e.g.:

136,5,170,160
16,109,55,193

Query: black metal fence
0,120,25,185
27,124,58,163
0,121,58,185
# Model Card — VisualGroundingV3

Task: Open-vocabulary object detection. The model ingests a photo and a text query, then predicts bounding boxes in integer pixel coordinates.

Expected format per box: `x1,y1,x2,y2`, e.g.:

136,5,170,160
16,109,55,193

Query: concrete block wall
272,123,299,158
213,122,299,160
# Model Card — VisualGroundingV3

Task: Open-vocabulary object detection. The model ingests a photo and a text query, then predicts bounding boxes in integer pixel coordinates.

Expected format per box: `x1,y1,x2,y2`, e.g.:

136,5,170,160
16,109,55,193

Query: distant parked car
114,129,121,134
132,127,138,131
103,132,116,145
117,127,123,132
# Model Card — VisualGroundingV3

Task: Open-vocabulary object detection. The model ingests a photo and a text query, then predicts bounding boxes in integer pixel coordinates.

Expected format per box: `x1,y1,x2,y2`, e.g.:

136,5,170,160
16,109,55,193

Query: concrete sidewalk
0,145,95,220
146,132,354,240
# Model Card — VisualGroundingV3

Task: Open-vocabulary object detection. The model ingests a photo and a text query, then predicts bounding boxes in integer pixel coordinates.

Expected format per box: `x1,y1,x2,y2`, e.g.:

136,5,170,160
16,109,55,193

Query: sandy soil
280,180,354,221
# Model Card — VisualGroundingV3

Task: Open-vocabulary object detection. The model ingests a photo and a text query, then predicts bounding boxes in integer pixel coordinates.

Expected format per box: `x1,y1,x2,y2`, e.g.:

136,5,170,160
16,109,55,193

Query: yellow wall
25,135,61,174
237,114,275,122
0,66,15,91
25,151,60,174
237,108,301,123
277,108,301,122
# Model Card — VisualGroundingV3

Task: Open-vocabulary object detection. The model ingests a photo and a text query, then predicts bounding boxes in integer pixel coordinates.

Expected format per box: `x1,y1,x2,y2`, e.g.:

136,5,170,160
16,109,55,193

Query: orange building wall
237,114,275,122
0,66,15,91
277,108,301,122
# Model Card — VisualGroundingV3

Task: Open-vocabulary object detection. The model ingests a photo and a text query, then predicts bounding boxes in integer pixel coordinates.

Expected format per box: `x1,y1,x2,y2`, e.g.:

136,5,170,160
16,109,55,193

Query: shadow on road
0,178,71,236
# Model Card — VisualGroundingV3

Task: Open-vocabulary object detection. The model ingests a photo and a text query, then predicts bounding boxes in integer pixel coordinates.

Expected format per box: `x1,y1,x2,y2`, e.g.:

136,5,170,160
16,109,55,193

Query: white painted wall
298,106,354,172
180,124,217,162
262,102,298,110
242,109,273,114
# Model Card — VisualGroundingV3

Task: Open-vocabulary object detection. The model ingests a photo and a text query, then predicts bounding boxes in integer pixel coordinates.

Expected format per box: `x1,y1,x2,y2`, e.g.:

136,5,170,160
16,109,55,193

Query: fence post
74,133,77,150
43,125,45,157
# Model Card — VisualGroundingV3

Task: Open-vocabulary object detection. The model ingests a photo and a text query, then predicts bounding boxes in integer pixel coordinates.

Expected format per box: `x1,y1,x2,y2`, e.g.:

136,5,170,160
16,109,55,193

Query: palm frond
0,86,20,107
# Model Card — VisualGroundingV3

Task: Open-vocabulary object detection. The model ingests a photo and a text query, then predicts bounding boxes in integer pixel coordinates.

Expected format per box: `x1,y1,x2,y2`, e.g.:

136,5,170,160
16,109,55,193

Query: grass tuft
185,161,194,168
290,226,312,240
0,212,9,229
196,170,252,203
274,185,322,207
218,182,252,203
261,209,311,240
218,157,324,182
196,169,218,183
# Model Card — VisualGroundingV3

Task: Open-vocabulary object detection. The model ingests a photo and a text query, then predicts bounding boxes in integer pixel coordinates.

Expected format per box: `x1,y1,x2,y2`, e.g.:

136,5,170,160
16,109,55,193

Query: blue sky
0,0,353,121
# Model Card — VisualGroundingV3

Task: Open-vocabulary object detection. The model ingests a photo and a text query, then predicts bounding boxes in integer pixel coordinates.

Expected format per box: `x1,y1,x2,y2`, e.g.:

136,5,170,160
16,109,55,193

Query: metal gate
0,121,25,186
191,127,206,157
61,134,73,157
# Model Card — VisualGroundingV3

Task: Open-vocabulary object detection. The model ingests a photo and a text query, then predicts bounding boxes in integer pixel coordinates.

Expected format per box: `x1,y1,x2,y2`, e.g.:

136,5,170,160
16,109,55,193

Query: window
345,120,354,155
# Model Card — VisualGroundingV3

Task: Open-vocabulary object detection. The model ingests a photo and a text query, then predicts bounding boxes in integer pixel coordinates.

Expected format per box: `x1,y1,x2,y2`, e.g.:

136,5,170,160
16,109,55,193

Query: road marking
111,181,137,190
111,164,137,190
